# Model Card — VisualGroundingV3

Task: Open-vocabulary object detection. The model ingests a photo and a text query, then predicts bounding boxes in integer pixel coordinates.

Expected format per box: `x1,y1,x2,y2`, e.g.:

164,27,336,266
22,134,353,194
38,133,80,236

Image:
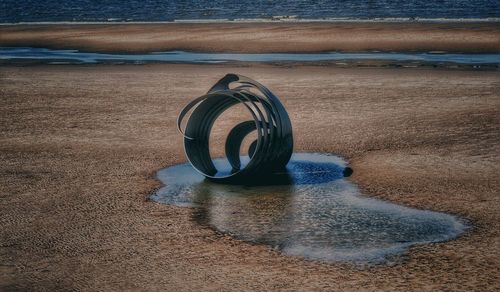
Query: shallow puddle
151,153,467,264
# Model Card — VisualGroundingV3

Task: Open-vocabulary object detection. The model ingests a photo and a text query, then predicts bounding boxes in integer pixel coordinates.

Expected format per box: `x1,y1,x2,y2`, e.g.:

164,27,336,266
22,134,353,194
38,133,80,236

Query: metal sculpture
177,74,293,183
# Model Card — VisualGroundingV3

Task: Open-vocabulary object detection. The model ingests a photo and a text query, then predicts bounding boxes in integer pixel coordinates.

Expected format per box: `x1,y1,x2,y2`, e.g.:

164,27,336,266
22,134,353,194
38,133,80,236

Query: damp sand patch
150,153,468,264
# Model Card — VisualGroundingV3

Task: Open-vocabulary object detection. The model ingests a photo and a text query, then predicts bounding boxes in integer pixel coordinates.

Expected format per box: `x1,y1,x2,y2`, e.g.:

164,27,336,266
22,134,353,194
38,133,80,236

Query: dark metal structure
177,74,293,183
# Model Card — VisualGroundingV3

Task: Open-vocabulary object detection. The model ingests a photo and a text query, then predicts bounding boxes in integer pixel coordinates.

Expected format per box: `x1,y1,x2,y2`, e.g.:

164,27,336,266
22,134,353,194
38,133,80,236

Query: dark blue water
2,47,499,65
1,0,499,23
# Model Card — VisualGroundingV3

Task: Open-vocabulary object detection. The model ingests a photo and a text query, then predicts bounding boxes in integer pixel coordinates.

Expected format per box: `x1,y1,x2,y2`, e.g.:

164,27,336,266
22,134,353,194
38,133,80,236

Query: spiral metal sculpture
177,74,293,183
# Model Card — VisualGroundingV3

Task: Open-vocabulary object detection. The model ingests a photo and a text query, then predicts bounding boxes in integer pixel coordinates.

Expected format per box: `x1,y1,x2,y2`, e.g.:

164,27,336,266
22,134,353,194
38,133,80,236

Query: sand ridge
1,22,500,53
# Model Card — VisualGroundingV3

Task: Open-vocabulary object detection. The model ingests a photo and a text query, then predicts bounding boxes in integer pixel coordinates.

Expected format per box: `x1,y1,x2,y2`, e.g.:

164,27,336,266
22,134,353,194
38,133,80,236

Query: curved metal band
177,74,293,183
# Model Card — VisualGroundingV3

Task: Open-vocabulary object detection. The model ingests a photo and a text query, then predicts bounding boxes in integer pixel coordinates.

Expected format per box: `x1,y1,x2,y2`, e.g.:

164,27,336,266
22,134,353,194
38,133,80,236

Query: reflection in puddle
151,153,468,264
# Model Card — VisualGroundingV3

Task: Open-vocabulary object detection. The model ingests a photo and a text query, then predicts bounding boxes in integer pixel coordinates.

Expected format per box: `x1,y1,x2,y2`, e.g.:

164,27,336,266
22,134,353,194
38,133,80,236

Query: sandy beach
1,22,500,53
1,61,499,290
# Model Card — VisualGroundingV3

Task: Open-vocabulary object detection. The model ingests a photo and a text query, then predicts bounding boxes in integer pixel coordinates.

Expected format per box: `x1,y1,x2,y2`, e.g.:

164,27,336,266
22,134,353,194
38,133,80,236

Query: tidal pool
1,47,500,65
151,153,468,264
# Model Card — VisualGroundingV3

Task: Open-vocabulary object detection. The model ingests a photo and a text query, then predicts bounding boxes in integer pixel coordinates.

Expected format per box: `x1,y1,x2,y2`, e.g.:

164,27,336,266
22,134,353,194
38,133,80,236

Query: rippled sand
1,64,499,290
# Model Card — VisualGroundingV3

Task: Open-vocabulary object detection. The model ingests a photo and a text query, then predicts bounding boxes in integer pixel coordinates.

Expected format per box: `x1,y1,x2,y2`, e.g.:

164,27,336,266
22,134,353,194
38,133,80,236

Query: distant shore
1,22,499,53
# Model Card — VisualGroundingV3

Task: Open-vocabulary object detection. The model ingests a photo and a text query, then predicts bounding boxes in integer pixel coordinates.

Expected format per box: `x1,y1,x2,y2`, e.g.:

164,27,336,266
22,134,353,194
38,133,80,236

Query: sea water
1,0,499,23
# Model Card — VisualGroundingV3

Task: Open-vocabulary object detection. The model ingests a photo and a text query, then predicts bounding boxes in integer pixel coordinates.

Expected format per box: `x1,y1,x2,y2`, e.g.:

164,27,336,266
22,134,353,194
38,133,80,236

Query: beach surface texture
1,23,499,290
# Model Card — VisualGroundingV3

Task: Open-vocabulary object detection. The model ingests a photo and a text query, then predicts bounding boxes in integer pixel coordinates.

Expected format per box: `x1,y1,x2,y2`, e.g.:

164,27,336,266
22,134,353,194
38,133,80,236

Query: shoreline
2,18,500,25
1,22,499,53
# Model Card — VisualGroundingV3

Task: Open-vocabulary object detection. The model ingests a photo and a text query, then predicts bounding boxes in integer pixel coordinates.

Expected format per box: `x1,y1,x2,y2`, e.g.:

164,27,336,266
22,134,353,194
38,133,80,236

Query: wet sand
1,22,500,53
1,63,499,290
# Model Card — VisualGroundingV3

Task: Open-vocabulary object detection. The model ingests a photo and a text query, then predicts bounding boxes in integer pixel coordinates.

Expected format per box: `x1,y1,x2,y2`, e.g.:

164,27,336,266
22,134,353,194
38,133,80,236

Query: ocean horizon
2,0,499,23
